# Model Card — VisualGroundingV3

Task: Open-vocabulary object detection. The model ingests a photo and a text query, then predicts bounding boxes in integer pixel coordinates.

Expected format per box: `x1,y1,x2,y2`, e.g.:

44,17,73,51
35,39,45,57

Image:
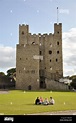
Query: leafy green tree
0,72,5,76
7,68,16,77
70,78,76,89
69,75,76,80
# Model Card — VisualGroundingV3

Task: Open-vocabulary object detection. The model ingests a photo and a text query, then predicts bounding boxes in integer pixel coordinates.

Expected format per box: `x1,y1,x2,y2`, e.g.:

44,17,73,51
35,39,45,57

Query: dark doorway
28,85,31,90
40,76,46,89
40,81,46,88
40,81,43,88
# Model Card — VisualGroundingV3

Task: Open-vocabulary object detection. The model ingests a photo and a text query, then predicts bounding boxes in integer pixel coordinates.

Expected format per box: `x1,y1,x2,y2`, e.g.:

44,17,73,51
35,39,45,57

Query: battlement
54,23,62,35
54,23,62,26
19,23,62,45
19,23,62,34
19,24,29,34
19,23,62,38
19,24,29,27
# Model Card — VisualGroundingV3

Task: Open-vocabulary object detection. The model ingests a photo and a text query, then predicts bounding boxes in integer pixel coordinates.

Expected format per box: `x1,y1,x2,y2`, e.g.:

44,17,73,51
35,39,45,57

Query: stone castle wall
45,79,69,91
16,23,63,90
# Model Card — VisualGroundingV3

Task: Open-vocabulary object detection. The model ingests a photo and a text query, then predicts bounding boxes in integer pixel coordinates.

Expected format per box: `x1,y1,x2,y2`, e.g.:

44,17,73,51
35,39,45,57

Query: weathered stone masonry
16,23,65,90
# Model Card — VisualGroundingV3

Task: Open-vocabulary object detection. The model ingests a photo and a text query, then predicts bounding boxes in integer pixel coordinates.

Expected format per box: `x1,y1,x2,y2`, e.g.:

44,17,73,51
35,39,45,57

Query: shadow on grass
26,104,50,106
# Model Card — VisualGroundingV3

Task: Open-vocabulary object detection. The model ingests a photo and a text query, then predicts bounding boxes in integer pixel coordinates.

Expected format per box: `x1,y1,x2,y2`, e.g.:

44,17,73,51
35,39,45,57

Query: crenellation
49,33,52,35
43,33,48,36
38,33,41,35
32,34,38,37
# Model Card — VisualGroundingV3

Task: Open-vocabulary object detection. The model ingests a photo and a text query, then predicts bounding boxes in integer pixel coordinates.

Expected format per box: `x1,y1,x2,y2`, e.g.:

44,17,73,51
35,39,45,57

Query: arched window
32,42,35,44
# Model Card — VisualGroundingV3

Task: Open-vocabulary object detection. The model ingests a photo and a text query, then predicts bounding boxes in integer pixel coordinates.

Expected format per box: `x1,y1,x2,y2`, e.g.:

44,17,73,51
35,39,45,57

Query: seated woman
43,98,49,105
39,97,44,104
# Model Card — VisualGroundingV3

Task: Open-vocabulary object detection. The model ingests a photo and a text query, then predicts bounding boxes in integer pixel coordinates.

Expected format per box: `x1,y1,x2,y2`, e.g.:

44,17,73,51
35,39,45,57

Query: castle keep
16,23,64,90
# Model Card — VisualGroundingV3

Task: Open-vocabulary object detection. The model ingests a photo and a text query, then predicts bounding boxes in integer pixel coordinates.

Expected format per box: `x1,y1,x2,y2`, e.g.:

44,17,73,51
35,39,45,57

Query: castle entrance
28,85,31,90
40,76,46,88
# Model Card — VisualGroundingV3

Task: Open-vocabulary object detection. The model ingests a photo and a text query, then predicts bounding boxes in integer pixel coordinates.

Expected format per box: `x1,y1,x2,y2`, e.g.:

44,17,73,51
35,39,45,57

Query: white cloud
63,28,76,76
0,45,16,74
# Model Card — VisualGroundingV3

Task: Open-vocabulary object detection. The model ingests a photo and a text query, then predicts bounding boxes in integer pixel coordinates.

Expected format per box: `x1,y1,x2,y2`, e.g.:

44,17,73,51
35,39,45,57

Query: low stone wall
45,79,69,91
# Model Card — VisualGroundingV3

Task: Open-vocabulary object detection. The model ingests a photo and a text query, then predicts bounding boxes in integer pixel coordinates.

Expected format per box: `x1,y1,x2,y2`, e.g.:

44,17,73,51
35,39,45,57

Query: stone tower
16,23,63,90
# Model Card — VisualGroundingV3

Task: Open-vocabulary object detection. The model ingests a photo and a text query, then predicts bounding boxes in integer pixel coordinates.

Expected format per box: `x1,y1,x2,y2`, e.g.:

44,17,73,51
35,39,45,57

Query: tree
69,75,76,80
70,78,76,89
7,68,16,77
0,72,5,76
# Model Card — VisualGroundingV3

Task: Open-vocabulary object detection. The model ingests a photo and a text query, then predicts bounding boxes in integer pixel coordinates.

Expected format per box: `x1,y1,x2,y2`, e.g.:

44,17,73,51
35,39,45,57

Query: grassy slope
0,90,76,115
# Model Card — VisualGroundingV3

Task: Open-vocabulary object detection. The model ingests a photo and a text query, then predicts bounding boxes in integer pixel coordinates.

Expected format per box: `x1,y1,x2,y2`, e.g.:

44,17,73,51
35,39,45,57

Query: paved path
29,110,76,115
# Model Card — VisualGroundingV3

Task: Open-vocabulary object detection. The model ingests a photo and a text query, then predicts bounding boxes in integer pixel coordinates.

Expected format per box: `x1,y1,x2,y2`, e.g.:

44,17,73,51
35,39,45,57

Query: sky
0,0,76,77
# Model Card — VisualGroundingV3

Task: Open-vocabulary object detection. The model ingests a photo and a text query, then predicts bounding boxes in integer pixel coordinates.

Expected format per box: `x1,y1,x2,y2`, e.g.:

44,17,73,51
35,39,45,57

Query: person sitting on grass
43,98,49,105
35,97,41,105
49,97,55,105
39,97,44,104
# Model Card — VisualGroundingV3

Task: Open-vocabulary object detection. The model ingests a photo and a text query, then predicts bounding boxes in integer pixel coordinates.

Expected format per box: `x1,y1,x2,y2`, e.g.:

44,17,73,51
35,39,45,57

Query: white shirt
49,98,55,104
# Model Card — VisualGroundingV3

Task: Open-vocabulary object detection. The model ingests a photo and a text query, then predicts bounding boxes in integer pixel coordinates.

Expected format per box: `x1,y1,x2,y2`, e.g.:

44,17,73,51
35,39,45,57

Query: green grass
0,90,76,115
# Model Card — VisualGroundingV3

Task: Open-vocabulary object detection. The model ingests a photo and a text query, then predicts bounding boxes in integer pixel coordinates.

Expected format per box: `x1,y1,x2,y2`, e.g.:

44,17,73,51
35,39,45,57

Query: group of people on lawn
35,96,55,105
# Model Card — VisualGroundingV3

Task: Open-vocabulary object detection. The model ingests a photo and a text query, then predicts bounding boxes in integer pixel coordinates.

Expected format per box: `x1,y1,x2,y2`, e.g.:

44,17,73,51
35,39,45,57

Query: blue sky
0,0,76,76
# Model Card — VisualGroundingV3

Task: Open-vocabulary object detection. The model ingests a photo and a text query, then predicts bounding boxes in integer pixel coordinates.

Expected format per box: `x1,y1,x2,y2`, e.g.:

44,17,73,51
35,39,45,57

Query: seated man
49,97,55,105
35,97,41,105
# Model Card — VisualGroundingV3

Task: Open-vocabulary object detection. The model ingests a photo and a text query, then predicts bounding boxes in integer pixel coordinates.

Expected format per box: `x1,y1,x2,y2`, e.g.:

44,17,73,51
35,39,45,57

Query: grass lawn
0,90,76,115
